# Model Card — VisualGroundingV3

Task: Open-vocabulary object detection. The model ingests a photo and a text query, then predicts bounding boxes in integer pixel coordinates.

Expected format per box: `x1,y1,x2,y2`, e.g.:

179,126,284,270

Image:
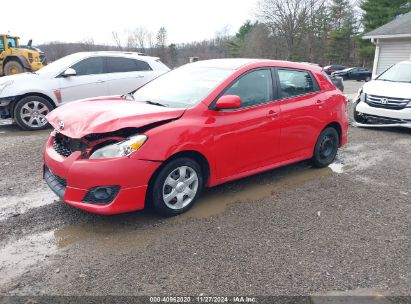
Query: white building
363,11,411,77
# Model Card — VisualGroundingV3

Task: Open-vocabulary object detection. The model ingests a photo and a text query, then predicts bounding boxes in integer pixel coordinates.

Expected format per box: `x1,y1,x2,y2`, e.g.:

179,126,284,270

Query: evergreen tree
326,0,357,65
228,20,255,57
360,0,411,32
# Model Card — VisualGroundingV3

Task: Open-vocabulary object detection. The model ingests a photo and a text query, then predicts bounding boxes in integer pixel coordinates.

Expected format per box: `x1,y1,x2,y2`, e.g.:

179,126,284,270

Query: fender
4,55,31,69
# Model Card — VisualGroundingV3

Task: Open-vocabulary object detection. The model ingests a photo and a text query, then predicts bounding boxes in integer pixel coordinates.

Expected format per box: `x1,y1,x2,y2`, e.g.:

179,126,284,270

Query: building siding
376,38,411,75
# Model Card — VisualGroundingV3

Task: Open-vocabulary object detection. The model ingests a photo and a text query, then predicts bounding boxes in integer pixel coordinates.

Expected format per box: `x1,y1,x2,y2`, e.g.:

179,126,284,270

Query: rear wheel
4,60,24,75
365,76,371,82
14,96,53,130
312,127,339,168
150,157,203,216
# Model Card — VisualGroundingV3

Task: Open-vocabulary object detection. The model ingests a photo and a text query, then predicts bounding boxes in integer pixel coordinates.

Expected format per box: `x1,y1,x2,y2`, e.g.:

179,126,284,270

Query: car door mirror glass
215,95,241,110
63,68,77,77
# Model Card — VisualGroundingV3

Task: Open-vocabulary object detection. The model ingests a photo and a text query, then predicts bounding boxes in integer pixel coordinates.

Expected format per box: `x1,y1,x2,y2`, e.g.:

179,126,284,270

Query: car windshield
132,65,233,108
36,54,85,76
377,62,411,83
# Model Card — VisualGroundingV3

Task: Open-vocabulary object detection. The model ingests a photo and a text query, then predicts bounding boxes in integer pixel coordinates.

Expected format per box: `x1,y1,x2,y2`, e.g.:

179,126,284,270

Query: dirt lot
0,81,409,298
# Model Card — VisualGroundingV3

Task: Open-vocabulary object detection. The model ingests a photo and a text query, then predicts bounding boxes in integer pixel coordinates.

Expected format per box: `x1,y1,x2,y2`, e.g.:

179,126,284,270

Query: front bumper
43,136,162,215
354,101,411,128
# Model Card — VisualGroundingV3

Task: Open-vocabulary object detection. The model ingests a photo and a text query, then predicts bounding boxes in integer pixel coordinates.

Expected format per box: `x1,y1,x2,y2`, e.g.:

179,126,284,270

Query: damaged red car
44,59,348,216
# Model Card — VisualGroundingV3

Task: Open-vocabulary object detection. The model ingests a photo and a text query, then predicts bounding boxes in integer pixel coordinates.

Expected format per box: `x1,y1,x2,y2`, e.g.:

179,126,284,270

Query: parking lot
0,81,409,297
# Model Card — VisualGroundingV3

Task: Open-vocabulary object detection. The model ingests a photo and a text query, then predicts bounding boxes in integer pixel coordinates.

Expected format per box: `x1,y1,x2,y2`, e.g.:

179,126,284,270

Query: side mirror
62,68,77,77
215,95,241,110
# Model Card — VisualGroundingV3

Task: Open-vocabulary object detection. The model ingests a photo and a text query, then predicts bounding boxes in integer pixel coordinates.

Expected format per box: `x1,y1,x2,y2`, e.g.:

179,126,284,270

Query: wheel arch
3,55,31,70
150,150,211,187
11,93,57,118
322,121,342,146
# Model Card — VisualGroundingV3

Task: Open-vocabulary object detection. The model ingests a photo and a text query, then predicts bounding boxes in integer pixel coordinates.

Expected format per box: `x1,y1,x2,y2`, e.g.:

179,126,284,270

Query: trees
360,0,411,32
326,0,357,65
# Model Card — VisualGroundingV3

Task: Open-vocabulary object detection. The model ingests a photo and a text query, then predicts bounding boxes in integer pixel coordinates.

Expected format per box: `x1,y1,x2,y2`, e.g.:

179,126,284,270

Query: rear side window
277,69,318,98
106,57,152,73
71,57,105,76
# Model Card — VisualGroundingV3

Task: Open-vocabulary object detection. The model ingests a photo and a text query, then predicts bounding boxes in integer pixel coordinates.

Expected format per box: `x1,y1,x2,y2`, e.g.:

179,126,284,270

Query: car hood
0,72,39,84
46,96,186,139
363,80,411,99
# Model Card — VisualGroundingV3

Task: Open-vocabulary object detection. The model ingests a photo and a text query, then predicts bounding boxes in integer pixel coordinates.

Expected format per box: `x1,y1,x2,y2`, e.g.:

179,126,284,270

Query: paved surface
0,80,410,297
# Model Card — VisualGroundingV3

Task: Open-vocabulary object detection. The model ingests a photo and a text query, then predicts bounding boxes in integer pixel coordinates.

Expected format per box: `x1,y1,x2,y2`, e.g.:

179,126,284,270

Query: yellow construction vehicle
0,34,46,76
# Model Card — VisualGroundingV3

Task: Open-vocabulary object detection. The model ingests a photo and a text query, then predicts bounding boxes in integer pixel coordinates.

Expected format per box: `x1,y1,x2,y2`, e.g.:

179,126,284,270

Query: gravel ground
0,81,409,299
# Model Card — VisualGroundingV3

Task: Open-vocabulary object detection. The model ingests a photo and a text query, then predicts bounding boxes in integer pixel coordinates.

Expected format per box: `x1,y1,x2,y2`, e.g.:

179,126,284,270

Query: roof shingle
364,11,411,38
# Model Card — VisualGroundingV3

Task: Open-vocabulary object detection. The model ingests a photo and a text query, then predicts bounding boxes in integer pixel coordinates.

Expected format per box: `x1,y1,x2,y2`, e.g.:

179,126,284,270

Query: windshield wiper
143,100,168,107
121,92,135,100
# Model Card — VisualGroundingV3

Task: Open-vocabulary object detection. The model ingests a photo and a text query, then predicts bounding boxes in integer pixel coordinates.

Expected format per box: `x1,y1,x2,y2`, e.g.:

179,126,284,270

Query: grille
366,94,410,110
53,135,88,158
53,136,73,157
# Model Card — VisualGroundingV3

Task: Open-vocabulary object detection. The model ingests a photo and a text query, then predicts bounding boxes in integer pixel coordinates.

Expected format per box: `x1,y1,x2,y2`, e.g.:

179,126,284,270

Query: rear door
59,56,109,103
275,68,325,160
105,57,157,95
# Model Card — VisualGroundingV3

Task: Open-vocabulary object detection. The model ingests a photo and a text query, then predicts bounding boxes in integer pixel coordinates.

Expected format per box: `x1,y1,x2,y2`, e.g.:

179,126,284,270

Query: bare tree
112,31,123,50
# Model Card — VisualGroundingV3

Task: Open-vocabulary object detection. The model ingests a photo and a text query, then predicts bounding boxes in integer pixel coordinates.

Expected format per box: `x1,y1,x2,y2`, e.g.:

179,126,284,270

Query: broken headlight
89,135,147,159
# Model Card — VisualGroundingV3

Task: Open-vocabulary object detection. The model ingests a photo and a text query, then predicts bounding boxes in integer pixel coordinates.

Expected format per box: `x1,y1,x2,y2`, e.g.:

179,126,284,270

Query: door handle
316,100,324,107
266,110,279,119
135,75,144,78
96,79,105,83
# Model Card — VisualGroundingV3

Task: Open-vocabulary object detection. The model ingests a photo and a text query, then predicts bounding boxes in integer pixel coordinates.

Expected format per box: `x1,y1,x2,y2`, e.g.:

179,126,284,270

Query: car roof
189,58,322,71
67,51,160,61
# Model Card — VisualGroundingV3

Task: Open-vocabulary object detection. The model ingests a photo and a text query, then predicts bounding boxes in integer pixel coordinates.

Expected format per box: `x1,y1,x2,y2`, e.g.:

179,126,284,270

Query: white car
0,52,170,130
353,60,411,128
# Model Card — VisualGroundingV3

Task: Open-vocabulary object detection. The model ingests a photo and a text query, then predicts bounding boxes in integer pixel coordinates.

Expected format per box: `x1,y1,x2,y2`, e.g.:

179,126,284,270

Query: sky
3,0,258,46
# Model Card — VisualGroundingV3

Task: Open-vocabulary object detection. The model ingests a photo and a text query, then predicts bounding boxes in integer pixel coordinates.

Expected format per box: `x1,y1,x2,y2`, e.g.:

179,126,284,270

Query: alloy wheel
20,100,50,128
162,166,199,210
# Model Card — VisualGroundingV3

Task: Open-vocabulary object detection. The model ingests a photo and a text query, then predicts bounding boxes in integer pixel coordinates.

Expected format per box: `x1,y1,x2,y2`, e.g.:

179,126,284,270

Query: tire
365,76,371,82
14,96,53,130
4,61,24,75
312,127,339,168
150,157,204,216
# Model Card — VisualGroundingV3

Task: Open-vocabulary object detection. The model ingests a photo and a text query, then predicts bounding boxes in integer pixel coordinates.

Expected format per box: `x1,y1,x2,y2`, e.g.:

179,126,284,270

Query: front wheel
312,127,339,168
150,157,203,216
14,96,53,130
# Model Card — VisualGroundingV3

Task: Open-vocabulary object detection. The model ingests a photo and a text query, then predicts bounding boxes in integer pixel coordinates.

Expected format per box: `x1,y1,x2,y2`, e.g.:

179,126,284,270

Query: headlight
89,135,147,159
0,80,14,93
360,92,366,103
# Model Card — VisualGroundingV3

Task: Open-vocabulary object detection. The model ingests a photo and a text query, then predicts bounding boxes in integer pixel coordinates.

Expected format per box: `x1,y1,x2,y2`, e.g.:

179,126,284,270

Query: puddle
54,222,165,251
181,166,333,219
0,186,57,221
0,231,56,286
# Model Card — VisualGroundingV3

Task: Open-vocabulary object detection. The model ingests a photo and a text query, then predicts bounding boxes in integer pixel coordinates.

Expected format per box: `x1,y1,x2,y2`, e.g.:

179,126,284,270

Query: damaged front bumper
353,100,411,128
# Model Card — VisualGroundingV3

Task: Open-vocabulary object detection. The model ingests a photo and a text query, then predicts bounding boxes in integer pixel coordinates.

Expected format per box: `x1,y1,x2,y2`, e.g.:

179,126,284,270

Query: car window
71,57,105,76
277,69,318,98
106,57,152,73
0,39,4,52
223,69,273,108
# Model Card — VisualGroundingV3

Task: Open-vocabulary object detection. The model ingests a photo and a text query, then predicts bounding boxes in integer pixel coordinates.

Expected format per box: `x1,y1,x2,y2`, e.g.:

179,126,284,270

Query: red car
44,59,348,216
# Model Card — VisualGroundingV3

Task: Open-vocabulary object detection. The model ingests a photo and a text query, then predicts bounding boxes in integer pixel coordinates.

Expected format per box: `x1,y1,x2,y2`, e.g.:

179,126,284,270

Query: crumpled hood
46,96,186,139
363,80,411,99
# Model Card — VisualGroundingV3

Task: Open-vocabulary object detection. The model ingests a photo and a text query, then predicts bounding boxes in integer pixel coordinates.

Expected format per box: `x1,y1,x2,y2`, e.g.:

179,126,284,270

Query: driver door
59,56,109,103
210,69,282,180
